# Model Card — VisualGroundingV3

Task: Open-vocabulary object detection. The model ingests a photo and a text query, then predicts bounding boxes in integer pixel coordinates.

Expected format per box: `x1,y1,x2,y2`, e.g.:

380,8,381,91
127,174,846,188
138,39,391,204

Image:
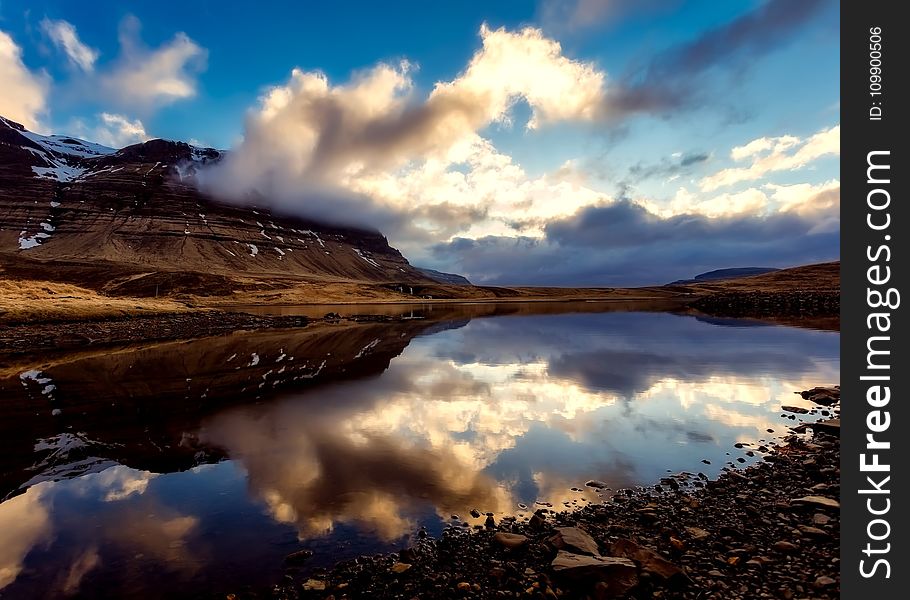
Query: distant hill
416,267,471,285
669,267,780,285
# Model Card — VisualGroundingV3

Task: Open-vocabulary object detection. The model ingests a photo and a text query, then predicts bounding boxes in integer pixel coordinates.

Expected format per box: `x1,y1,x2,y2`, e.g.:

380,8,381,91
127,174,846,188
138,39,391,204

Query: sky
0,0,840,285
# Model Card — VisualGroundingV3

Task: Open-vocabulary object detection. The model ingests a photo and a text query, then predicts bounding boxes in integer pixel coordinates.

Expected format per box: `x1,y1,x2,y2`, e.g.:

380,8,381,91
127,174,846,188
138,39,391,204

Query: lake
0,304,839,599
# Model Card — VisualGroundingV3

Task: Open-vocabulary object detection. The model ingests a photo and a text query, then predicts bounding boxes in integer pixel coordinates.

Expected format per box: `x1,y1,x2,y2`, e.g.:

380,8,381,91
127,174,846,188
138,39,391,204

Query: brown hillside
0,116,430,287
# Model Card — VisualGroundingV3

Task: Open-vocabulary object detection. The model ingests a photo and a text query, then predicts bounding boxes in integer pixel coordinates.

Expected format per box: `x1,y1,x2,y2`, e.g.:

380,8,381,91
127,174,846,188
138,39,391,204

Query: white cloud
668,186,769,218
77,112,150,148
0,30,50,131
729,134,799,161
204,24,609,245
700,125,839,191
100,15,206,110
436,24,606,130
647,177,839,222
0,485,51,590
40,18,99,72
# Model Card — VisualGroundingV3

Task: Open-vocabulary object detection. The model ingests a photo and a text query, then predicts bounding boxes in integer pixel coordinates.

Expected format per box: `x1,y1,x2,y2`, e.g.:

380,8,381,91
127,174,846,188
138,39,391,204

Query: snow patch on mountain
20,130,115,159
18,230,51,250
354,248,381,268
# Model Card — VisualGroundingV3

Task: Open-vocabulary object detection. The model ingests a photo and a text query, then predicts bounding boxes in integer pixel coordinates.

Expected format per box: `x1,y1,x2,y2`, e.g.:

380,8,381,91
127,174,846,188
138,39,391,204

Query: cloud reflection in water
202,312,838,542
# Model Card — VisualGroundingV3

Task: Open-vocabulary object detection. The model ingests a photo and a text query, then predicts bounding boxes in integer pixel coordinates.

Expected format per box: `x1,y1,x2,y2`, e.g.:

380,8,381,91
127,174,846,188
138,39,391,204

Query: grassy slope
678,261,839,294
0,279,189,324
0,262,839,324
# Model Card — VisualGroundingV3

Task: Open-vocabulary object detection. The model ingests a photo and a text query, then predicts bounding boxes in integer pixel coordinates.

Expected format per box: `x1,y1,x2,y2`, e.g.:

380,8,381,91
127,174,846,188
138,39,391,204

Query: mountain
416,267,471,285
669,267,780,286
0,116,430,294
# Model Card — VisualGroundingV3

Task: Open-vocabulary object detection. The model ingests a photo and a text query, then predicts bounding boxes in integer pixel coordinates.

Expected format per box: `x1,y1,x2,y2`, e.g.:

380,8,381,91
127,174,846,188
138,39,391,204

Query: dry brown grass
683,262,840,294
206,281,678,306
1,262,838,324
0,277,188,324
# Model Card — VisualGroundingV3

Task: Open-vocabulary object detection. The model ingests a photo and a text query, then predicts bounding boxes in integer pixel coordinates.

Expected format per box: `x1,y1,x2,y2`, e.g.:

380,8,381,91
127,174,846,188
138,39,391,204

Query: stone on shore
492,532,528,550
551,551,638,597
810,418,840,434
801,386,840,405
547,526,601,556
685,527,710,541
284,549,313,564
609,538,687,582
772,541,798,553
791,495,839,510
302,579,326,591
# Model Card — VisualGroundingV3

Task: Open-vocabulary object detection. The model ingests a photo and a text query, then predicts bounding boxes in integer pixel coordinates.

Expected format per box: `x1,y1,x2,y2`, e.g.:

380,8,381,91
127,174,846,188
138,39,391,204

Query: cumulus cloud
202,24,608,238
0,30,50,131
195,20,836,283
72,112,150,148
699,125,839,191
666,186,769,219
40,18,99,72
99,15,206,110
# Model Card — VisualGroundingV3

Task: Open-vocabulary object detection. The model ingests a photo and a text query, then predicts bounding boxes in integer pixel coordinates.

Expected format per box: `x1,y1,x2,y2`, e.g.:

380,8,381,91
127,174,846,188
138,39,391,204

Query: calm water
0,305,838,599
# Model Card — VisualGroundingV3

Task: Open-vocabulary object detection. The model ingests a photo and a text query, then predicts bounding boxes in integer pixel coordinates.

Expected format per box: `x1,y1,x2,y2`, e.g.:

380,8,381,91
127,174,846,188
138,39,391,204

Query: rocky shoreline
263,387,840,600
691,291,839,319
0,311,309,356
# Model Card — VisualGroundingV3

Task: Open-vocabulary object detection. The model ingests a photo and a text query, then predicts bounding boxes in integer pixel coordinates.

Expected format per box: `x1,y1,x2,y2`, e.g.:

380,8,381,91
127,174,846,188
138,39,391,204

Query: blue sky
0,0,840,284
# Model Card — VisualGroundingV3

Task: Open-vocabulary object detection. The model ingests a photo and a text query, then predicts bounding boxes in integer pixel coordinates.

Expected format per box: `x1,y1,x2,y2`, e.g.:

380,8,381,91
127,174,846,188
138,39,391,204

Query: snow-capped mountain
0,116,429,290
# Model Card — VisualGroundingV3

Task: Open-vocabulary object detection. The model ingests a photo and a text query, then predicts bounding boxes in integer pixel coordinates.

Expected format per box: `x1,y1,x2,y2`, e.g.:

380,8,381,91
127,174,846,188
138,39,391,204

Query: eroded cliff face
0,116,429,288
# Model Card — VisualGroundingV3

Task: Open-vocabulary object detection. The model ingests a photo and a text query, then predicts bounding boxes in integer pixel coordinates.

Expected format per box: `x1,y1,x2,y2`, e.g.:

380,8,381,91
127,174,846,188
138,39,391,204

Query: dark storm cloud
430,199,839,286
604,0,830,117
545,200,810,248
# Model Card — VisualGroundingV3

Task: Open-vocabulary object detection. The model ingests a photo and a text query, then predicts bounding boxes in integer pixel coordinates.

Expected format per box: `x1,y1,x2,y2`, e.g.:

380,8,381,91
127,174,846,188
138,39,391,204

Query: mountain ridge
0,116,432,289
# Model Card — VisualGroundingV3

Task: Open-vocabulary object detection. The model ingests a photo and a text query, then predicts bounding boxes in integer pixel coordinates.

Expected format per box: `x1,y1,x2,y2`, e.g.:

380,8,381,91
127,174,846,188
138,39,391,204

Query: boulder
798,525,830,538
813,513,831,526
772,541,798,553
529,511,547,529
801,387,840,405
609,538,688,582
791,495,839,510
492,532,528,550
551,551,638,597
547,527,601,556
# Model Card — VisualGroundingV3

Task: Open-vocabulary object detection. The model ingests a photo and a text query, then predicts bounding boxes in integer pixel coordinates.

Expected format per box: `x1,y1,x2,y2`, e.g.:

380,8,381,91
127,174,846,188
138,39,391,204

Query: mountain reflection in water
0,305,838,599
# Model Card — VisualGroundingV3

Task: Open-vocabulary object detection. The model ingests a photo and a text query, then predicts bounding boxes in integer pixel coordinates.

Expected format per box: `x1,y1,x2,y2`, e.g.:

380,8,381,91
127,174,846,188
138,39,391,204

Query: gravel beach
263,388,840,600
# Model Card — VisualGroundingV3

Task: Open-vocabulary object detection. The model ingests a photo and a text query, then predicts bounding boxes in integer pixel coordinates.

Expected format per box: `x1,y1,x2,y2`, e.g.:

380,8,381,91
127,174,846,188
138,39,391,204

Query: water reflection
0,307,838,598
201,313,837,544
